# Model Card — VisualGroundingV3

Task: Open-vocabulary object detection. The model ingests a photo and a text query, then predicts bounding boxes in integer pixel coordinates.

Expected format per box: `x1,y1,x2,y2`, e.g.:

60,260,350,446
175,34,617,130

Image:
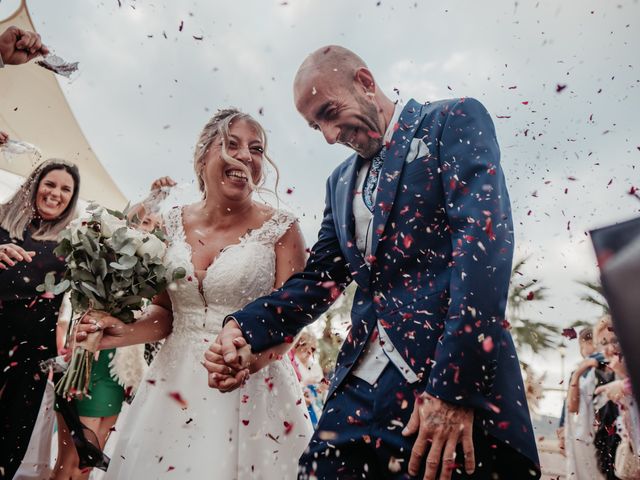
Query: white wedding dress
104,207,312,480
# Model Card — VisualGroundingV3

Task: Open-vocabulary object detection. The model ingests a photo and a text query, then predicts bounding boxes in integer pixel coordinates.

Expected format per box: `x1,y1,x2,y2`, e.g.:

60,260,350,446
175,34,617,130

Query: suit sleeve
425,98,515,411
228,176,352,352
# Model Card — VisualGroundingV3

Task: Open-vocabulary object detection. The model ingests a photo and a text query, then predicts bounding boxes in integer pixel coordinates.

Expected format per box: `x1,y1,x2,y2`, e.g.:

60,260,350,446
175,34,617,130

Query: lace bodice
162,206,297,338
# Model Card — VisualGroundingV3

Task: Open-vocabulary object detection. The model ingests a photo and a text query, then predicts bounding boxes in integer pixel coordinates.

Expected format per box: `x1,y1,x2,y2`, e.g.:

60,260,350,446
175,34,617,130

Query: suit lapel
370,99,425,257
334,155,371,288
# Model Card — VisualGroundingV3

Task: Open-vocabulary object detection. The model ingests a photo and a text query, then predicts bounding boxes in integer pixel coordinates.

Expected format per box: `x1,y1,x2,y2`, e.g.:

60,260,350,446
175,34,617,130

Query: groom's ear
354,67,376,96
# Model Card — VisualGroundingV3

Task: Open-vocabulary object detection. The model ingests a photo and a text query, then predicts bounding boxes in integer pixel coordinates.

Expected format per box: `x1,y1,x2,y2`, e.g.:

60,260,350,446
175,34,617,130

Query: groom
206,45,540,479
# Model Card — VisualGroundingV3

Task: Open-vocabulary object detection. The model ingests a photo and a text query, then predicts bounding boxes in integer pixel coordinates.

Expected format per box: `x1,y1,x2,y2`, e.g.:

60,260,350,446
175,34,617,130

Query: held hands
0,26,49,65
0,243,35,269
402,393,475,480
203,320,253,393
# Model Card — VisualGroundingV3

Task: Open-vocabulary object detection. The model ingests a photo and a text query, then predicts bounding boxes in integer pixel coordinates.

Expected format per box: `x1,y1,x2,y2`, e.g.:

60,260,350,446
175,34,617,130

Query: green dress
74,349,125,417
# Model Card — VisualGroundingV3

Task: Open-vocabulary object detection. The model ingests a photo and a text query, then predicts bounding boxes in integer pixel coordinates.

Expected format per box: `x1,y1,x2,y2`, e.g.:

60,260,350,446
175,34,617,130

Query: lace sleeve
254,209,298,246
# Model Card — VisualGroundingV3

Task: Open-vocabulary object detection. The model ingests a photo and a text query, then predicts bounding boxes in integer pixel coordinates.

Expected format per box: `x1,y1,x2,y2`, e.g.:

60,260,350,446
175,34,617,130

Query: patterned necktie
363,147,386,213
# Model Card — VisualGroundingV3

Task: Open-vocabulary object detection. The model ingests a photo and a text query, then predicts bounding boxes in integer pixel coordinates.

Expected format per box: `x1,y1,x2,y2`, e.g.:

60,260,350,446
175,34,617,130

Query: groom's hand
402,393,475,480
204,342,249,392
205,319,251,393
218,319,246,366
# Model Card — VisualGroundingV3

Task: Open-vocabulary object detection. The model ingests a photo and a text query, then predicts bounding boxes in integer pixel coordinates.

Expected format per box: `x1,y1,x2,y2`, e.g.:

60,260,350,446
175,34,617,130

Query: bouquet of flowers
39,204,184,398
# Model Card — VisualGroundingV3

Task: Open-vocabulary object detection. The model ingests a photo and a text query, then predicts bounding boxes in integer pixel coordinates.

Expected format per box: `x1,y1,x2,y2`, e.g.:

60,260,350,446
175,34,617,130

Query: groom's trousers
298,364,539,479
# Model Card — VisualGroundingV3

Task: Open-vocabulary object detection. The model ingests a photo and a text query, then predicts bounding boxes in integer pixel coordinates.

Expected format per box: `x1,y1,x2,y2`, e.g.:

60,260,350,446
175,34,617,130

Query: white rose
100,211,127,238
125,227,145,250
136,233,166,259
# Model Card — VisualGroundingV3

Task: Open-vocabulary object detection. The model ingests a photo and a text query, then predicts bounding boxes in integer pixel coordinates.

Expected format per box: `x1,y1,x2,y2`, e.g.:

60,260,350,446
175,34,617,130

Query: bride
75,108,313,479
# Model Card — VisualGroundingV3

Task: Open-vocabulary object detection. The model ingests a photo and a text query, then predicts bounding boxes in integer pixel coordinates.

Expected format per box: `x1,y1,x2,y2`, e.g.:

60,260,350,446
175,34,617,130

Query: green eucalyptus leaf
79,233,94,255
80,281,103,298
90,258,107,278
111,227,129,247
53,279,71,296
106,208,126,221
54,238,72,257
118,240,138,257
95,276,107,298
43,271,56,291
173,267,187,280
119,295,143,306
117,255,138,269
71,269,95,282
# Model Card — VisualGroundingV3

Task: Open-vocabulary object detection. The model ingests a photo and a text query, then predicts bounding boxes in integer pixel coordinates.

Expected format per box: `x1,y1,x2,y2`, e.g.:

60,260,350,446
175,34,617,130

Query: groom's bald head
294,45,368,96
293,45,394,158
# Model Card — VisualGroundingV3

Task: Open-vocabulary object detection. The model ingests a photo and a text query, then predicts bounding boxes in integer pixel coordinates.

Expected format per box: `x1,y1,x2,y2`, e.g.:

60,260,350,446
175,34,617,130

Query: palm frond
575,278,610,314
510,318,560,354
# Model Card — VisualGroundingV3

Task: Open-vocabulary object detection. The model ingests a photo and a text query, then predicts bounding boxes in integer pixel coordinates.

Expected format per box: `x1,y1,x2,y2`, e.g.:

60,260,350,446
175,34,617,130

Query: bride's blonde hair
193,108,280,199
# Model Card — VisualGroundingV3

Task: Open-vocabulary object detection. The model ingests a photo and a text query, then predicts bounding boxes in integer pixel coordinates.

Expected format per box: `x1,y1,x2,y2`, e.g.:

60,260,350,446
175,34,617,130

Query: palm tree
508,257,560,354
576,279,609,315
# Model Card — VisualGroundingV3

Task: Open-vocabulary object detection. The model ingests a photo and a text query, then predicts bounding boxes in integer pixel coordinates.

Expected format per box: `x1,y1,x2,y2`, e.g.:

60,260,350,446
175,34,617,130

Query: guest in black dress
0,159,80,480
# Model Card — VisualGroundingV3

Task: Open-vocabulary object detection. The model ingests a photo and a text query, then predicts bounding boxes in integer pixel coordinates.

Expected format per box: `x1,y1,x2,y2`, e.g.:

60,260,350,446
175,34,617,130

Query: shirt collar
383,101,403,146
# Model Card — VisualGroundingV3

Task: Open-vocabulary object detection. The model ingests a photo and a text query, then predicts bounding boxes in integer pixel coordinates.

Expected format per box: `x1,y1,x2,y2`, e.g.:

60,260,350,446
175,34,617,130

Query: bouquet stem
55,314,103,399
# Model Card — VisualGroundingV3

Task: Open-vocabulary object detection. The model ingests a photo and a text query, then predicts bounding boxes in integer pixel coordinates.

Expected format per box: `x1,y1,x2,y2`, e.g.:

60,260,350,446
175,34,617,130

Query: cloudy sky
2,0,638,415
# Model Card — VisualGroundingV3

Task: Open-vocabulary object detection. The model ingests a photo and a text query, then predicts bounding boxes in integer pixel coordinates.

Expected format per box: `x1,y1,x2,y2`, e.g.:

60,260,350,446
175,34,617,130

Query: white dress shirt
350,102,420,385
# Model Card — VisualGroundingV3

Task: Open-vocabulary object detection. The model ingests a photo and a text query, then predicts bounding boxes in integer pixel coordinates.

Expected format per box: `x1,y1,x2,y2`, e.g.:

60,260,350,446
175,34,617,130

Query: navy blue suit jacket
231,98,539,469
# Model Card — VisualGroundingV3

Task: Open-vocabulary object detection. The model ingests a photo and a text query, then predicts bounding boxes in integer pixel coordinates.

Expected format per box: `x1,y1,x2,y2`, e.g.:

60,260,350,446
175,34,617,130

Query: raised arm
223,177,351,355
567,359,598,413
75,290,174,349
0,26,49,66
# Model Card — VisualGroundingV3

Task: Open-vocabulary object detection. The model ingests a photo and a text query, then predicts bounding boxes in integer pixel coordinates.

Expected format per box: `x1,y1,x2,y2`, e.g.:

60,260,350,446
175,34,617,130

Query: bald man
209,46,540,479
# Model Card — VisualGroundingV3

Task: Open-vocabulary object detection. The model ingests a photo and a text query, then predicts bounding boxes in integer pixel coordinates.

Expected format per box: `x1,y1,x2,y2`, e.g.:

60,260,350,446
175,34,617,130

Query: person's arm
209,176,352,390
246,220,308,372
0,131,8,144
594,379,627,403
75,291,173,349
0,26,49,66
567,361,597,413
205,221,309,385
423,98,515,412
127,176,176,224
221,176,352,355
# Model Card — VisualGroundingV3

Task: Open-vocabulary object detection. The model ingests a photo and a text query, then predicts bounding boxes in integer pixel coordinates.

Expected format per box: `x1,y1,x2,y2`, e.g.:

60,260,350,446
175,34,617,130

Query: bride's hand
75,310,126,346
204,342,251,393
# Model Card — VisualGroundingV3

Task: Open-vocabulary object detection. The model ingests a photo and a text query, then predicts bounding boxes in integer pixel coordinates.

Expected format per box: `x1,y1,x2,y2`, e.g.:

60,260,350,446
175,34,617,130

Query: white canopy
0,0,126,209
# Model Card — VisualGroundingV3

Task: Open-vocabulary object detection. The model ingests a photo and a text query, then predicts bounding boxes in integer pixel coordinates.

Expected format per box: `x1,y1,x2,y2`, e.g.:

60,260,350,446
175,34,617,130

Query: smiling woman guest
0,159,81,480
